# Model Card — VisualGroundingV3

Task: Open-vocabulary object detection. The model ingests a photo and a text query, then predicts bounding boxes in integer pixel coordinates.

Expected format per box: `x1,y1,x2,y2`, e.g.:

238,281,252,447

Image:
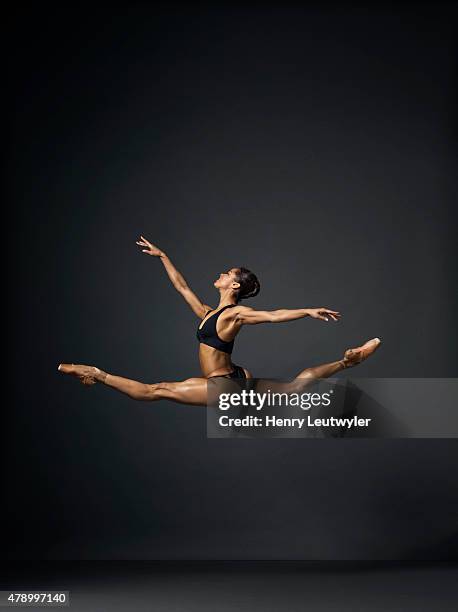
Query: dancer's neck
216,291,237,309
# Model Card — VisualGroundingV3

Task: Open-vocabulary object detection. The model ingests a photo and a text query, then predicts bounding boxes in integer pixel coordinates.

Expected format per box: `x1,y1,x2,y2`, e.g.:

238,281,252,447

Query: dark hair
234,267,260,303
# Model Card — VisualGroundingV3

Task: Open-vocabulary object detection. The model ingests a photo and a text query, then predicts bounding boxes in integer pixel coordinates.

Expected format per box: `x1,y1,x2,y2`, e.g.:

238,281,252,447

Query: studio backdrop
6,3,458,560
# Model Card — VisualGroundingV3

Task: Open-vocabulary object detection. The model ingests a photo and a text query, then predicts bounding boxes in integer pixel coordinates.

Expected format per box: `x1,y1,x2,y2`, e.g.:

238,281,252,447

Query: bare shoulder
233,305,253,313
232,305,253,320
201,304,213,317
231,305,274,325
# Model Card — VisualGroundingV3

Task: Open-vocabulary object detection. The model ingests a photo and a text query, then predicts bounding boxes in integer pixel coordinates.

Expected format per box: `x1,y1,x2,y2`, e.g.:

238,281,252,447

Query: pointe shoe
340,337,382,369
58,363,99,386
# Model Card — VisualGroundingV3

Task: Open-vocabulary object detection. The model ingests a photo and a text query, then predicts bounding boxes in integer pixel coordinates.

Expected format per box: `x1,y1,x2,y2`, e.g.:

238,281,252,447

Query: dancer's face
214,267,240,291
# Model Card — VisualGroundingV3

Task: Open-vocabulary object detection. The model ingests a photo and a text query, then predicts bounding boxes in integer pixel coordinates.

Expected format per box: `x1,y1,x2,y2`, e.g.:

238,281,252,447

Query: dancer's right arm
136,236,211,318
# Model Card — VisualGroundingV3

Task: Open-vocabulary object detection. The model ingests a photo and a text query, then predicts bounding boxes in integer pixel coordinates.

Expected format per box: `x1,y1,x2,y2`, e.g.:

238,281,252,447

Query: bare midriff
198,343,236,378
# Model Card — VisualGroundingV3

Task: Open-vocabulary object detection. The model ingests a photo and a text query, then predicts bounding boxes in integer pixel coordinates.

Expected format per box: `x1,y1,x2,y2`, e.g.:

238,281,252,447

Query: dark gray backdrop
6,3,457,559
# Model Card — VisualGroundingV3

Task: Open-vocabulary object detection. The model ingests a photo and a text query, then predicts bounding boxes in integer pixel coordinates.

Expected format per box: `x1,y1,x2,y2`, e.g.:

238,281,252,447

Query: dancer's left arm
236,307,341,324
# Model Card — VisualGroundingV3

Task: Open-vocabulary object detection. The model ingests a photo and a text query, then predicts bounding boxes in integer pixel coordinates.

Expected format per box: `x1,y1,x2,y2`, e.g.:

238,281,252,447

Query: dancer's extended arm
136,235,210,318
235,306,341,324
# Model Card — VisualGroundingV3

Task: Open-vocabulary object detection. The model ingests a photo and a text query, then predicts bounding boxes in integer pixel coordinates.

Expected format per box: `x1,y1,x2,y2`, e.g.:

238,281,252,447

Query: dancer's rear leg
58,364,208,406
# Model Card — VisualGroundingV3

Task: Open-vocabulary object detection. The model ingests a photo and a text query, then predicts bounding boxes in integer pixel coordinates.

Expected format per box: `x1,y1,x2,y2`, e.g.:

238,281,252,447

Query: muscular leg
293,337,381,387
255,337,381,394
254,359,345,395
58,338,380,404
294,359,345,381
58,364,208,406
286,358,347,393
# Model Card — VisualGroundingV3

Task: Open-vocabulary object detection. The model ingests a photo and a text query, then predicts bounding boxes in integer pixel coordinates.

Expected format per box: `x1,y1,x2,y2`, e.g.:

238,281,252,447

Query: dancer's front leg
255,337,381,395
58,364,208,406
290,336,381,392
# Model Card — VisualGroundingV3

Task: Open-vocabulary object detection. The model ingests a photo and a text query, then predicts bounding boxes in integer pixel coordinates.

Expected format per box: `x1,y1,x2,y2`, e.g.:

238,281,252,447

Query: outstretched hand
307,308,341,322
136,235,165,257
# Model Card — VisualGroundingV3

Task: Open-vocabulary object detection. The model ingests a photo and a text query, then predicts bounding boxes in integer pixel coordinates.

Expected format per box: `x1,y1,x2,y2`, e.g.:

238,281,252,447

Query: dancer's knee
138,379,206,405
139,382,170,402
134,382,165,401
291,371,315,392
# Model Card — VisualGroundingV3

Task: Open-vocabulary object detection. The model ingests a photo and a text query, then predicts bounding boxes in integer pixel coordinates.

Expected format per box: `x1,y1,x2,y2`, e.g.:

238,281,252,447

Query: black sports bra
196,305,236,354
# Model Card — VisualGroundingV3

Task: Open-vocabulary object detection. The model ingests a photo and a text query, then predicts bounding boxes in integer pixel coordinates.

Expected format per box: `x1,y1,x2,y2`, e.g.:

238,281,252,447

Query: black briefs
221,364,247,380
208,364,246,380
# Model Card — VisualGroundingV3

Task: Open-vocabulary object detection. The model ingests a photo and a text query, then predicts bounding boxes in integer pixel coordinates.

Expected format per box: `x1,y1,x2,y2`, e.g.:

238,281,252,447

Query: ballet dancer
58,236,381,405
